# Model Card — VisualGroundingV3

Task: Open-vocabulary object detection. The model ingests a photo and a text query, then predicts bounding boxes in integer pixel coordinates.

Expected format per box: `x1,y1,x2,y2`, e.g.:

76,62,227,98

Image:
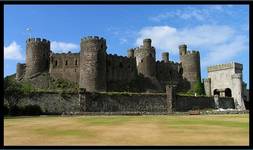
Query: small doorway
214,89,220,96
225,88,232,97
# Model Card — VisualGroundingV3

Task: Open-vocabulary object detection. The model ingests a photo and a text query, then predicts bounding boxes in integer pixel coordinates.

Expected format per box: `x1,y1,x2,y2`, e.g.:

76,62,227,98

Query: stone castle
16,36,201,93
13,36,248,113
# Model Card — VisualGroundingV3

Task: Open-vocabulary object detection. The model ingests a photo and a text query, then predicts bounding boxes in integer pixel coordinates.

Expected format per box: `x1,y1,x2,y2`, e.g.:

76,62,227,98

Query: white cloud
149,5,232,22
51,41,79,53
135,25,248,68
4,41,24,60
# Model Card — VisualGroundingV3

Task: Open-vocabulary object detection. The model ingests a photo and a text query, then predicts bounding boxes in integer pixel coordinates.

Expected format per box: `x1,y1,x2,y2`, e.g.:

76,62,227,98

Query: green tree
4,77,33,108
193,80,205,95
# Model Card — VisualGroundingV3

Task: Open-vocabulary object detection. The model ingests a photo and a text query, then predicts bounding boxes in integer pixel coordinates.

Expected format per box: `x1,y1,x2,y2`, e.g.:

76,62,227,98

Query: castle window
101,45,103,48
65,60,68,66
55,60,58,66
75,60,78,66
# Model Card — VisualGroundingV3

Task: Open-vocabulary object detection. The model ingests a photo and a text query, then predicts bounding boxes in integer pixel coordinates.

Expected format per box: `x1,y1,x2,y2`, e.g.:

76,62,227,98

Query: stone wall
16,92,235,114
49,53,80,83
18,92,80,114
156,61,182,91
83,93,168,112
174,96,235,112
106,54,137,82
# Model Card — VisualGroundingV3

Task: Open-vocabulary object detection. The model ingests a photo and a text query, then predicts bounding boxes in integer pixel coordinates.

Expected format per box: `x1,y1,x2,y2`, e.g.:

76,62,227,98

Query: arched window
225,88,232,97
214,89,220,96
54,60,58,66
75,60,78,66
65,60,68,66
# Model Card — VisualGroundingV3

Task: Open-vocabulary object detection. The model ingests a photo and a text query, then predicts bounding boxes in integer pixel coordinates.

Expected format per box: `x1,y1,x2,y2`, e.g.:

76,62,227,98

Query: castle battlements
26,38,50,44
207,62,243,72
186,50,199,55
81,36,106,42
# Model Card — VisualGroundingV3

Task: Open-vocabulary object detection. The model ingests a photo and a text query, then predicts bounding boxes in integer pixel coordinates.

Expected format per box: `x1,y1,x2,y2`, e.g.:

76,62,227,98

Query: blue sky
4,5,249,88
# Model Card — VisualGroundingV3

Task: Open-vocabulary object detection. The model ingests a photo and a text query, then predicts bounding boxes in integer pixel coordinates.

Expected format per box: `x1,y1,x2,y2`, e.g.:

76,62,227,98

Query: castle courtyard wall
16,92,235,114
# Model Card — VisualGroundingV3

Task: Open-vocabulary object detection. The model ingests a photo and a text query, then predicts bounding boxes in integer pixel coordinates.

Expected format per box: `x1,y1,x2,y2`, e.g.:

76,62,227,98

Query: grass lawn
4,114,249,146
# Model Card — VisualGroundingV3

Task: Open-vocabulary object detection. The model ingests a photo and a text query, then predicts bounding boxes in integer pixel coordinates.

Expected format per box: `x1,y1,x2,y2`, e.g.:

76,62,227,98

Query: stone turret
127,48,134,58
79,36,107,92
162,52,169,62
16,63,26,80
25,38,50,79
134,39,156,78
179,44,201,91
179,44,187,60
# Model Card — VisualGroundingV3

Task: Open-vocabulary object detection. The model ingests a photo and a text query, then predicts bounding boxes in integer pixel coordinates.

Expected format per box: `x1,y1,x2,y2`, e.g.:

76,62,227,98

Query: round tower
25,38,50,78
135,39,156,78
143,39,151,49
127,48,134,58
79,36,107,92
162,52,169,62
180,49,201,90
16,63,26,80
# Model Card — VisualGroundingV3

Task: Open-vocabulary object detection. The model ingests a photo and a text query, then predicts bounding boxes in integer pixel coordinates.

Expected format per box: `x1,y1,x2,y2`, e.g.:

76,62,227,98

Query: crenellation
208,62,242,72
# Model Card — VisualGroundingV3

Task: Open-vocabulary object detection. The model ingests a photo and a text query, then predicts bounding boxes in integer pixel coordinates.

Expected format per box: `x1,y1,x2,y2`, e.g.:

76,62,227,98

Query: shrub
4,105,9,116
193,80,205,96
9,105,24,116
4,77,34,108
23,105,42,116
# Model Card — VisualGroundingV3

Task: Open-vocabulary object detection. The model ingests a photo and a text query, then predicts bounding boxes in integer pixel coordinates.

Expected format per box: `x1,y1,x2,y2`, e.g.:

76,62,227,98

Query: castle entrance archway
213,89,220,96
225,88,232,97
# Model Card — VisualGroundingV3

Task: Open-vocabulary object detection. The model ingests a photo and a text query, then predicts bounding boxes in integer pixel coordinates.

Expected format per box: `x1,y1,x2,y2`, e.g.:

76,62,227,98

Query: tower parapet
79,36,107,92
208,62,243,73
25,38,50,78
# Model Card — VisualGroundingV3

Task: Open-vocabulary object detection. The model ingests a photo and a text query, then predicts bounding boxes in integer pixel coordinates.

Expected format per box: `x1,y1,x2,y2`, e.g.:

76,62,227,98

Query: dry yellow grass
4,114,249,146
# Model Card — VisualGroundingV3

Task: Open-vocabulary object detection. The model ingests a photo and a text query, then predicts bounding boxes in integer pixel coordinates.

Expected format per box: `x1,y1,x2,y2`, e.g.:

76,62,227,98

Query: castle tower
179,44,187,60
16,63,26,80
143,39,152,49
127,48,134,58
179,44,201,90
79,36,107,92
232,73,245,110
25,38,50,78
134,39,156,78
203,78,211,96
162,52,169,62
